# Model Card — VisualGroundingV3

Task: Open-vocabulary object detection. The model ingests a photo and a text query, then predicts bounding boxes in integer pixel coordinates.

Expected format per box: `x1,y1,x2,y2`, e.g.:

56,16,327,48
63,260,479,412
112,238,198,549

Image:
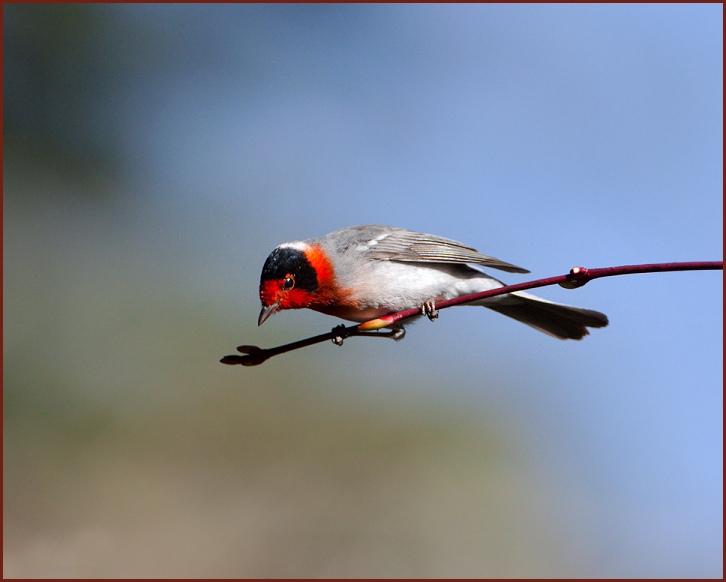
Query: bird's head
257,243,334,325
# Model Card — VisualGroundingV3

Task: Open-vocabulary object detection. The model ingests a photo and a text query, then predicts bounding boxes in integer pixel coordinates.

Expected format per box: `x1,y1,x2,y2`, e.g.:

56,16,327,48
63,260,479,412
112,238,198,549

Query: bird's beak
258,302,280,326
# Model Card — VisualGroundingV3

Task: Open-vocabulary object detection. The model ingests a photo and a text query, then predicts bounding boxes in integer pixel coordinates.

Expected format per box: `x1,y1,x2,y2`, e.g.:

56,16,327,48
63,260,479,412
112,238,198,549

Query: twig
220,261,723,367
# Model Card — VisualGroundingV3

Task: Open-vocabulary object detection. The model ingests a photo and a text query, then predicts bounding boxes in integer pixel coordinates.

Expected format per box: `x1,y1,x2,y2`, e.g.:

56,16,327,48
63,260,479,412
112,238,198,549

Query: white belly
343,261,505,313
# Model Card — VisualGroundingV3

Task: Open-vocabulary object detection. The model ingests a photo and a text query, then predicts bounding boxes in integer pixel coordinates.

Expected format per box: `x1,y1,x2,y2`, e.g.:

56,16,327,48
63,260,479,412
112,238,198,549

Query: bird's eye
283,276,295,290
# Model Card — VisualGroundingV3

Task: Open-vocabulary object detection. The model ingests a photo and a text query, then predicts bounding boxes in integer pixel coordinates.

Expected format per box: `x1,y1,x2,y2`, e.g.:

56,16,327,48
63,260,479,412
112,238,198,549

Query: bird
257,225,608,340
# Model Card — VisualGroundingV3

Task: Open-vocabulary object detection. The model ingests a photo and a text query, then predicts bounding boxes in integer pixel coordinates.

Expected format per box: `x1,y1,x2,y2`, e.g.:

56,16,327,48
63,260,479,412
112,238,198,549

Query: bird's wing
354,226,530,274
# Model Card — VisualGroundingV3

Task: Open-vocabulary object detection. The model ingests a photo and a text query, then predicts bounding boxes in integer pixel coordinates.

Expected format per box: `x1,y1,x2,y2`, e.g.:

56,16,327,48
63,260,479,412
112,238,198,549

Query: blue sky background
4,4,722,577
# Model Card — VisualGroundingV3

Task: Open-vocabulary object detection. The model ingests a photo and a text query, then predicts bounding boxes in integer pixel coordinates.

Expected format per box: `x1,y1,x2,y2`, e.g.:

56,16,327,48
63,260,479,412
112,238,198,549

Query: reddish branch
220,261,723,367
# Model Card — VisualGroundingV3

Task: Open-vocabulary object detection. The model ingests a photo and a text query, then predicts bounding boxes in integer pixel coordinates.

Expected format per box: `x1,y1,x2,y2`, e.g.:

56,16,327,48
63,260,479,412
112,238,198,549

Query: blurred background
3,4,722,577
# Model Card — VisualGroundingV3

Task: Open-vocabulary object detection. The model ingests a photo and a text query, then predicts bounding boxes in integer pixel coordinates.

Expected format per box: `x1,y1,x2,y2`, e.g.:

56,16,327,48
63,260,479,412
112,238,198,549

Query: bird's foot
421,300,439,321
331,324,349,346
387,326,406,341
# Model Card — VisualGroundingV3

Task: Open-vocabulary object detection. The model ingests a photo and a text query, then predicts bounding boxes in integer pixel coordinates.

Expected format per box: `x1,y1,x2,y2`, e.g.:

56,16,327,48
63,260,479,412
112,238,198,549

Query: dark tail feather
484,293,609,340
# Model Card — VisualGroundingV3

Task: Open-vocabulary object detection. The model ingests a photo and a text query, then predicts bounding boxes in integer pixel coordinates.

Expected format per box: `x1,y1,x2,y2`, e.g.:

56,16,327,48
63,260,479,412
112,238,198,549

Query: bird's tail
481,291,609,340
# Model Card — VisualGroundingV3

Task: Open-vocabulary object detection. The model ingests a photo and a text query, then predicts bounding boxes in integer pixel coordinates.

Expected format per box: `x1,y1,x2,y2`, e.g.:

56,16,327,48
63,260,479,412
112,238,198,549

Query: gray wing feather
333,225,530,274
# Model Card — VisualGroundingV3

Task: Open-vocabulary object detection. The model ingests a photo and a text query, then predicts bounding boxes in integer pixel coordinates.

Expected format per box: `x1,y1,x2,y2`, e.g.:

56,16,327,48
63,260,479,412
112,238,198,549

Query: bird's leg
421,299,439,321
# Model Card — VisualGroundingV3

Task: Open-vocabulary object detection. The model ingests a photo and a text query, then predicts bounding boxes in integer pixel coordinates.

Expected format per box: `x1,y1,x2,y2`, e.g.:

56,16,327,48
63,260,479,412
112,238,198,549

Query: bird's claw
331,324,348,346
389,327,406,341
421,300,439,321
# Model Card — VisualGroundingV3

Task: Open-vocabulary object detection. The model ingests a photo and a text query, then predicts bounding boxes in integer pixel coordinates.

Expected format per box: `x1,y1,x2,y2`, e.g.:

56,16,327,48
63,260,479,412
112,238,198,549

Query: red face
259,276,317,311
